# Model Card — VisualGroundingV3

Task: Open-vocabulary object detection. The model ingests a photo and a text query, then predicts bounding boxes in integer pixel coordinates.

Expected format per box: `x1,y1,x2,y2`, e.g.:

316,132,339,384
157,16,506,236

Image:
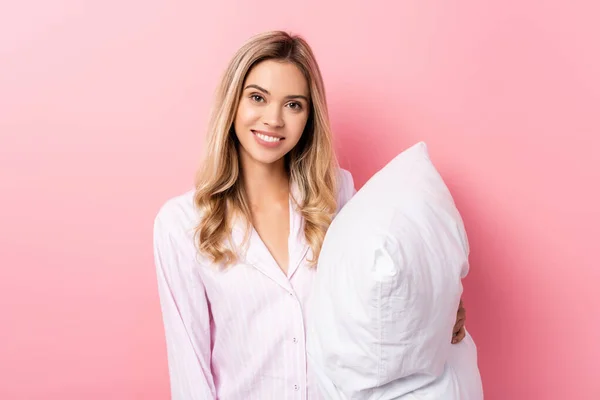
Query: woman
153,30,467,399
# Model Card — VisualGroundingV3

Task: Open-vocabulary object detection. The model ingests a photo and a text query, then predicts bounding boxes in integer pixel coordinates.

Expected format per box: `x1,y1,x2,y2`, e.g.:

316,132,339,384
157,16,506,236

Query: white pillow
307,142,483,399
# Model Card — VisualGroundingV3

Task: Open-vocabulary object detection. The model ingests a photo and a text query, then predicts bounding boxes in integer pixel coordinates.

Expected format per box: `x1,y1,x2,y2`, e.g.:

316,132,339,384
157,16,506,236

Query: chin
238,135,295,167
248,150,288,166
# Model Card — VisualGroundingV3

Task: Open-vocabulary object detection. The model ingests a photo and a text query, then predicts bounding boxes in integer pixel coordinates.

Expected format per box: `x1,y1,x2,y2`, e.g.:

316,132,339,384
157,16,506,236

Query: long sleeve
153,211,217,400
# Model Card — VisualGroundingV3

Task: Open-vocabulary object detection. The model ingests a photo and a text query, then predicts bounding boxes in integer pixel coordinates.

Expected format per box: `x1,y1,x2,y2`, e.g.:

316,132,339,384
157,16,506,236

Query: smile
251,130,285,148
252,130,283,142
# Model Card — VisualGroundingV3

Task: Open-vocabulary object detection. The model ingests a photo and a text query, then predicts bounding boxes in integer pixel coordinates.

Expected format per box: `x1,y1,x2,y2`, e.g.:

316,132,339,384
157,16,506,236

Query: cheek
287,114,309,142
235,102,260,127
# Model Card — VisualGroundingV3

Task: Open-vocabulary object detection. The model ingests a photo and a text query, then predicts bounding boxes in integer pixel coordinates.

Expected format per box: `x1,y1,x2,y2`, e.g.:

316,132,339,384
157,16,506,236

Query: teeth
256,132,281,143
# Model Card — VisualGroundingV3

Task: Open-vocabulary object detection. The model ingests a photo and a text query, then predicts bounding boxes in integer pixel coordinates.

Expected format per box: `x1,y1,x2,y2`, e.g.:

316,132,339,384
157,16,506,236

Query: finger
453,317,465,335
452,326,466,344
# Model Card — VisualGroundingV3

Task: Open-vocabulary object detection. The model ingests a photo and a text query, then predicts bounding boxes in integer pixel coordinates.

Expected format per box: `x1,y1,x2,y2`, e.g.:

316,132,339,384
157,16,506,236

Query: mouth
251,130,285,143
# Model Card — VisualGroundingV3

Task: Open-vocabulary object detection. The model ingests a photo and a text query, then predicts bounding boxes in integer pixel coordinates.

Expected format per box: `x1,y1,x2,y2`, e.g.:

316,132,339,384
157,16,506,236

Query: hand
452,299,466,344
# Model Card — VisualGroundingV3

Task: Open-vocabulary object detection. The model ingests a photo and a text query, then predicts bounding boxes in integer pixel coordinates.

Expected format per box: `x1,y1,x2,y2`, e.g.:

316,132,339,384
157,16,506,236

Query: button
294,384,299,391
292,337,298,343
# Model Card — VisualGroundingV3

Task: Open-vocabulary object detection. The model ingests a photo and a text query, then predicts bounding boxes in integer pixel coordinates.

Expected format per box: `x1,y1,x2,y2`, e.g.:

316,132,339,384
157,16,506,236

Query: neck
240,152,289,209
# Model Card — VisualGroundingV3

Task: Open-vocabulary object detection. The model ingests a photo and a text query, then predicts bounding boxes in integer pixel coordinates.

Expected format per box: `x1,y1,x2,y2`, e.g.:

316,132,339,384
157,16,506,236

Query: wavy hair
193,30,338,267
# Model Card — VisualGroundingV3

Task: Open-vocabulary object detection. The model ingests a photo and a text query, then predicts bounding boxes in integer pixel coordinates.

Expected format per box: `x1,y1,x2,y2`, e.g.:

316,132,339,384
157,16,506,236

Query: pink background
1,1,598,399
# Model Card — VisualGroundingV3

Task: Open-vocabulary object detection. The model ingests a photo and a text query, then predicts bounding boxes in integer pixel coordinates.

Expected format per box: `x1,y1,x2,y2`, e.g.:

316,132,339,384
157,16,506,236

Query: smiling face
233,59,311,168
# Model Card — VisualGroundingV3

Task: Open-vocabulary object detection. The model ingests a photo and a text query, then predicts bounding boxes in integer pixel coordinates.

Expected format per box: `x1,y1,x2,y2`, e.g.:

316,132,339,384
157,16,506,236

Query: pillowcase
306,142,483,399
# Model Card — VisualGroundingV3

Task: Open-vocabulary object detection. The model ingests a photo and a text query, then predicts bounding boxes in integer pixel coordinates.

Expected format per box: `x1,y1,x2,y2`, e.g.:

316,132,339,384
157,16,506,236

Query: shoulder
336,167,356,213
153,188,199,245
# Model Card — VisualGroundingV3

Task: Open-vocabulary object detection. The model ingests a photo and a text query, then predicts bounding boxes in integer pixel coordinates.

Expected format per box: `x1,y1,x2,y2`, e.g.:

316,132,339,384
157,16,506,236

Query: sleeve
336,168,357,213
153,211,217,400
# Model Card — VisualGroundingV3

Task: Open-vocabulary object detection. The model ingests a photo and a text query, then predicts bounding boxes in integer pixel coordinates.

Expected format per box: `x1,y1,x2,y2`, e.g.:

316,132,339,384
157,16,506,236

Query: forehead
244,59,309,97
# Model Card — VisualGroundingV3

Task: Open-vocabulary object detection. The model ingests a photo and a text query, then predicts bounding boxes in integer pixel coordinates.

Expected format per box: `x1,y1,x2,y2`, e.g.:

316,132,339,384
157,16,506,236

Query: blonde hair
193,30,339,267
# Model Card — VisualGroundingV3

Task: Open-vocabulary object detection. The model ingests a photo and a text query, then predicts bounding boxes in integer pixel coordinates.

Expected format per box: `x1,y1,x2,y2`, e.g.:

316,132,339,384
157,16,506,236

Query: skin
453,299,466,343
233,59,310,275
232,58,467,342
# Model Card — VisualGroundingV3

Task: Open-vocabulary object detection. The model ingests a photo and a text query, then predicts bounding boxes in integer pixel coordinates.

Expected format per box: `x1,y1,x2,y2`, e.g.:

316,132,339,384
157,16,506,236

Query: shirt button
292,337,298,343
294,384,299,391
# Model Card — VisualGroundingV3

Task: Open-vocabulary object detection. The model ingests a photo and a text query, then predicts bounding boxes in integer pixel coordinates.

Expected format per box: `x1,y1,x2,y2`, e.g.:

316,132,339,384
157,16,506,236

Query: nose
262,103,285,128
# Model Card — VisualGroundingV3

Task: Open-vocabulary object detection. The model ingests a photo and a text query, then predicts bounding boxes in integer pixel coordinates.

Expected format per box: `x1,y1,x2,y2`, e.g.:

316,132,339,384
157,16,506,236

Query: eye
287,102,303,110
250,94,265,103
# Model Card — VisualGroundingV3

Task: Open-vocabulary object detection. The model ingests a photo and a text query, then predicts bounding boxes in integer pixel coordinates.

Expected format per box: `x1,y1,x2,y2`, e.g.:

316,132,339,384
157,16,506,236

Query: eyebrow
244,84,309,102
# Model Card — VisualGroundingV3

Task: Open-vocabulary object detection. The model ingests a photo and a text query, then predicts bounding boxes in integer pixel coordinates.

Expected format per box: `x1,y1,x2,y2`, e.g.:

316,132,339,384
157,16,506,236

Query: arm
153,213,217,399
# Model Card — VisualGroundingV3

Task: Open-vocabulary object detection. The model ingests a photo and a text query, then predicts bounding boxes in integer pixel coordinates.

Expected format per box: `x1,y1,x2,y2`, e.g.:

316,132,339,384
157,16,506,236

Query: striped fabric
153,169,355,399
